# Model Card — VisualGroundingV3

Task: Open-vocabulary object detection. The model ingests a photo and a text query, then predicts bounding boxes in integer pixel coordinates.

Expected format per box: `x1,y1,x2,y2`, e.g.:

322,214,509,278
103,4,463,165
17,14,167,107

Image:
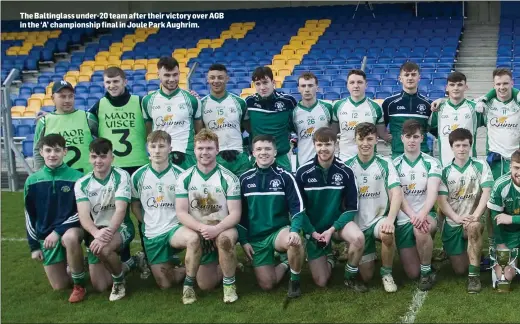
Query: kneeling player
345,123,402,292
394,120,440,290
296,127,366,291
175,129,241,304
437,128,493,293
488,149,520,289
239,135,305,298
75,138,135,301
130,130,189,289
25,134,86,302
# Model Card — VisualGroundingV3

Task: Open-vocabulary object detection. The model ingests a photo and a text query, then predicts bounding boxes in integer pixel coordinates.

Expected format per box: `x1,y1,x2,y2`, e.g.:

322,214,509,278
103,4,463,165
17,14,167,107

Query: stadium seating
496,2,520,78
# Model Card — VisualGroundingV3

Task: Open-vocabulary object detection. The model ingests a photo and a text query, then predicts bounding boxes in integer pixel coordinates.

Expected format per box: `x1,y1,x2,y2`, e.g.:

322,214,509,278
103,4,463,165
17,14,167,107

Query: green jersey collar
297,99,318,111
150,163,173,179
452,158,472,174
196,164,219,181
403,153,422,168
43,163,68,174
447,98,466,109
348,96,367,107
356,154,376,170
209,91,229,103
93,167,114,185
159,87,181,99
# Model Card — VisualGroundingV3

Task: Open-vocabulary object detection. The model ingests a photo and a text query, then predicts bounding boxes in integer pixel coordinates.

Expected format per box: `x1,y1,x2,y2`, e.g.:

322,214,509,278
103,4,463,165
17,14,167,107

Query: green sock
71,271,86,287
380,266,392,277
184,275,195,287
488,237,495,249
124,257,136,270
112,271,124,284
344,263,358,280
290,269,300,281
468,264,480,277
420,264,432,276
223,276,235,286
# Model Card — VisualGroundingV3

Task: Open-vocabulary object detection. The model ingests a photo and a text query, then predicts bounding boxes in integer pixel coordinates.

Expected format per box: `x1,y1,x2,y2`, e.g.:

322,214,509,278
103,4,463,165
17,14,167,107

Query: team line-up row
26,57,520,304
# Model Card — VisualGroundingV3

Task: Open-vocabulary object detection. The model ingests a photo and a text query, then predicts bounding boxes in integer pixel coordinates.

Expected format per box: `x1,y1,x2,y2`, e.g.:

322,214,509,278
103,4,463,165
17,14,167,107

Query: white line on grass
399,289,428,324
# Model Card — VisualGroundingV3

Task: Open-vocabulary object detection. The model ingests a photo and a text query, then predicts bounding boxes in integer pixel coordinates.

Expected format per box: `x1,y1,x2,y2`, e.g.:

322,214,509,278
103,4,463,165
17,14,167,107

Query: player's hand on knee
496,214,513,225
241,243,254,261
320,228,334,246
31,250,43,262
287,232,301,246
381,219,395,234
90,239,105,255
44,231,60,249
200,225,221,240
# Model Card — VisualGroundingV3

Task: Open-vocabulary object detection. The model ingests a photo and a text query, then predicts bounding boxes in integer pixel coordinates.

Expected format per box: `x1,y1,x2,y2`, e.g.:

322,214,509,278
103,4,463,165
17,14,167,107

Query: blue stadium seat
41,106,55,113
23,140,34,157
15,124,33,137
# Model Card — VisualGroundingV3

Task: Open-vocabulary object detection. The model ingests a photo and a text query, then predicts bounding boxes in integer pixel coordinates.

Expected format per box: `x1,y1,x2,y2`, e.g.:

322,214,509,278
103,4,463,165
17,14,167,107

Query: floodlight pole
353,1,376,19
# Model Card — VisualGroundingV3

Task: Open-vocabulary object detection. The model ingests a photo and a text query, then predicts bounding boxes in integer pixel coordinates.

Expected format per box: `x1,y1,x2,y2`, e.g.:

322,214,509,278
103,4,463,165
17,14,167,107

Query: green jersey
33,110,97,172
487,174,520,232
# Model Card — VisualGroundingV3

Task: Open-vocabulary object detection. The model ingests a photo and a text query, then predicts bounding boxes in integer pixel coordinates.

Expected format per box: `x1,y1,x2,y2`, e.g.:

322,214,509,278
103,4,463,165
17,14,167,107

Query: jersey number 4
112,129,132,157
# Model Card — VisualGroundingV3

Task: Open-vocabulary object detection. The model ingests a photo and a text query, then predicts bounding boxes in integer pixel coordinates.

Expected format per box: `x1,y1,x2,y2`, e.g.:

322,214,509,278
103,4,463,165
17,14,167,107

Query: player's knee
405,267,420,280
258,280,275,291
50,279,70,291
313,274,329,288
61,230,81,248
468,222,482,237
453,264,466,275
359,270,373,282
185,232,201,250
349,232,365,250
216,235,234,253
198,279,219,291
414,230,430,245
380,232,394,246
156,279,172,290
91,280,110,292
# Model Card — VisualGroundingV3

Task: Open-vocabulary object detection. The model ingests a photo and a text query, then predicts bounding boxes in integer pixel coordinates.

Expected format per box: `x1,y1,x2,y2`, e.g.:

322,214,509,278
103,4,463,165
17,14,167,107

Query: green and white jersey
292,100,332,165
345,154,401,231
332,97,384,161
131,163,184,239
394,153,441,225
142,88,201,154
201,92,246,152
439,158,494,227
482,95,520,158
74,167,131,227
429,99,481,167
487,174,520,232
175,164,241,225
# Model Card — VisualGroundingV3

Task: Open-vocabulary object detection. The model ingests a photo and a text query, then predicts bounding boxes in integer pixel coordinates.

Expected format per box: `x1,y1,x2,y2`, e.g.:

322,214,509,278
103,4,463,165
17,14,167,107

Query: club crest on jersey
274,101,285,111
61,186,71,193
178,103,187,110
270,179,282,190
168,185,175,191
332,173,343,185
319,115,326,121
417,104,427,113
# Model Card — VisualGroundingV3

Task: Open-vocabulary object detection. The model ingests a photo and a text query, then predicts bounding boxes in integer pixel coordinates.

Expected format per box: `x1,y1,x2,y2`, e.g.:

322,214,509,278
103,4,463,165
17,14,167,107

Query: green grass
2,191,520,323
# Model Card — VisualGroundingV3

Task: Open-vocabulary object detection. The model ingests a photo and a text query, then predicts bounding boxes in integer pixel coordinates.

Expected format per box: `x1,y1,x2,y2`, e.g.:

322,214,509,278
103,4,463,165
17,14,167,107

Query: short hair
208,63,227,73
297,72,318,86
252,66,274,82
355,122,377,140
492,68,513,79
194,128,219,148
400,61,420,73
103,67,126,80
147,130,171,146
39,134,66,149
401,119,423,136
448,128,473,147
447,71,467,83
89,137,113,155
347,69,367,81
252,134,277,149
157,56,179,71
511,149,520,164
313,127,337,143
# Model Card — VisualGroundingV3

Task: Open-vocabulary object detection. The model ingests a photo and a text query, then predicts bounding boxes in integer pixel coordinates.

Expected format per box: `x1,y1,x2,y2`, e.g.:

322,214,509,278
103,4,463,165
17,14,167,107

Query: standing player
437,128,493,293
175,129,241,304
33,80,97,173
130,130,189,290
345,123,402,292
245,66,297,172
382,62,433,158
200,64,250,176
488,149,520,288
239,135,305,298
291,72,332,167
296,127,367,291
25,134,86,303
331,69,388,161
75,138,135,301
393,120,441,290
142,57,203,170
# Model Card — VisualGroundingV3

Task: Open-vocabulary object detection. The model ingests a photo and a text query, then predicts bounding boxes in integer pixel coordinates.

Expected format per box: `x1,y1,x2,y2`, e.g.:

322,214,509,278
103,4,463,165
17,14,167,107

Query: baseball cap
52,80,74,94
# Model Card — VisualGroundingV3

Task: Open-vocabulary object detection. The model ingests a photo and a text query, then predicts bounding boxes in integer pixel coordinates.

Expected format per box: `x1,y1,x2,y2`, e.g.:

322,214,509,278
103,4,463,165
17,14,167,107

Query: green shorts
216,151,251,177
396,212,437,250
250,226,288,267
489,158,511,181
442,223,467,256
306,236,340,261
143,225,183,265
39,239,66,266
493,224,520,250
86,219,135,265
362,219,383,260
171,152,197,171
251,153,292,172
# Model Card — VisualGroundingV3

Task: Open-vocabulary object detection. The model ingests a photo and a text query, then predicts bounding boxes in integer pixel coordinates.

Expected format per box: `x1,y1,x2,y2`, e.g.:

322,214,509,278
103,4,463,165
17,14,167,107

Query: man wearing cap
33,80,98,173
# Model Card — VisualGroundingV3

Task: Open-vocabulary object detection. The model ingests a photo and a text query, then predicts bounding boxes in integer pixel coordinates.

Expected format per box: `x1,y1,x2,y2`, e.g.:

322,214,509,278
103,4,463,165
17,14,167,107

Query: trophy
491,248,519,292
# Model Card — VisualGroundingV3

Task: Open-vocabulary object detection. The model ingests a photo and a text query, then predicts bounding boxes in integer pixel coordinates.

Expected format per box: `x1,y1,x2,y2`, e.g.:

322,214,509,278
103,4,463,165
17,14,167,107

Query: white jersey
439,158,494,227
394,153,441,225
429,99,480,167
175,164,241,225
332,97,384,160
483,95,520,158
142,88,202,154
292,100,332,165
201,92,246,152
75,167,131,227
345,154,401,231
131,163,184,238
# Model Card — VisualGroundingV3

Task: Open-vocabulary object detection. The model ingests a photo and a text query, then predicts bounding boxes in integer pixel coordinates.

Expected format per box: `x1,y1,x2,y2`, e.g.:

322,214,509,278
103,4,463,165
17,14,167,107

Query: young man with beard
142,57,203,170
200,64,250,176
296,127,367,291
175,129,241,304
75,138,136,301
